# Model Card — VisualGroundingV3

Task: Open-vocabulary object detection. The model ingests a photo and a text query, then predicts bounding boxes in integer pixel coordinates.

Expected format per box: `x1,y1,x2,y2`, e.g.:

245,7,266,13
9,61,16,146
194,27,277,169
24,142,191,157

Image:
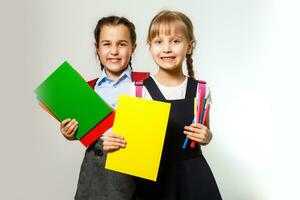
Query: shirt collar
96,66,132,86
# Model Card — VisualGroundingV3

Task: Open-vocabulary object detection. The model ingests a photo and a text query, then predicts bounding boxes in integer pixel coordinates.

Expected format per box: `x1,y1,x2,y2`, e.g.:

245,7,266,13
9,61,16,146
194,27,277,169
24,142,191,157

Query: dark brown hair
94,16,136,70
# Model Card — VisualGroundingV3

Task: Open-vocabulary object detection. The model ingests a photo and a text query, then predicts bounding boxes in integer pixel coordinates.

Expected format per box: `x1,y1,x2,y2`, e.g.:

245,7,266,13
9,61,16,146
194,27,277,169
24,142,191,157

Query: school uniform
75,67,135,200
133,76,222,200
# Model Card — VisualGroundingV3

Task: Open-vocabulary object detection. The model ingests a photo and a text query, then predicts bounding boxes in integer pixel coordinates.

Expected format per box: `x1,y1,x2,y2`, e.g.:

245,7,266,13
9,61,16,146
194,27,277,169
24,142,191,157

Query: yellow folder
105,95,171,181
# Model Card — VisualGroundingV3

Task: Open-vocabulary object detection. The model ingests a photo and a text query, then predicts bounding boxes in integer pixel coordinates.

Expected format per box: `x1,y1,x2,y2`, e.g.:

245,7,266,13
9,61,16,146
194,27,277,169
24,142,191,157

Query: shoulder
129,78,153,100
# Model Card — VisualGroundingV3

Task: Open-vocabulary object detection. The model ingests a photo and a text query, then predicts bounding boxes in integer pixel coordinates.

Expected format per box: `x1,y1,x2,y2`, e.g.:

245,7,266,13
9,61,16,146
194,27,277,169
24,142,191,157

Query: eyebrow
152,35,184,40
172,35,185,39
100,40,129,43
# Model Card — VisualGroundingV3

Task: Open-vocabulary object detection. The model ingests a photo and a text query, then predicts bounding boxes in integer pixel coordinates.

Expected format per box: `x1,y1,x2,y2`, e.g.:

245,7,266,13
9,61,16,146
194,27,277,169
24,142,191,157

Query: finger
67,121,78,133
190,123,205,129
109,133,125,140
184,126,202,134
61,118,71,128
68,125,78,137
186,134,205,143
73,125,78,133
65,120,78,133
103,135,126,144
184,130,205,139
103,145,121,151
102,135,125,143
103,140,126,148
62,120,74,133
103,140,123,146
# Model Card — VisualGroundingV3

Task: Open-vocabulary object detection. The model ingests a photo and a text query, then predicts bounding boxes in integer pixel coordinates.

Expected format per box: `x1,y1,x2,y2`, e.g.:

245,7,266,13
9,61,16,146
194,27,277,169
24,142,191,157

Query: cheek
97,48,106,58
150,47,159,56
123,48,133,57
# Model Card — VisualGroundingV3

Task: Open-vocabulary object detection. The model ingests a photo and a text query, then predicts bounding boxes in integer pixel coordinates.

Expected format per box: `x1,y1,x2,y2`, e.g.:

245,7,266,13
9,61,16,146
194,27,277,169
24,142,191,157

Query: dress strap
143,77,167,101
185,78,198,99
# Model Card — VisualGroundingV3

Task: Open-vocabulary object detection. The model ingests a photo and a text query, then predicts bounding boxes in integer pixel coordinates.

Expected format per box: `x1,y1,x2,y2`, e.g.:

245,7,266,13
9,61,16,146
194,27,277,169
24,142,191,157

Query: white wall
1,0,299,199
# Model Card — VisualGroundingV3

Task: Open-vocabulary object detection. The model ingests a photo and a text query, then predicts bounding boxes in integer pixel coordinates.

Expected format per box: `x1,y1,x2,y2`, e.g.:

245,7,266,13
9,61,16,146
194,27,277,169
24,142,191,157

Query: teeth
109,58,120,63
161,57,174,61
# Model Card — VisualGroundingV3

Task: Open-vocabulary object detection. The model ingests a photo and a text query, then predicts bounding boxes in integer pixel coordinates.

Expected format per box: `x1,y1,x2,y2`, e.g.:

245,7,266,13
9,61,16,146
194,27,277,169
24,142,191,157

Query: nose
110,45,119,55
162,42,171,53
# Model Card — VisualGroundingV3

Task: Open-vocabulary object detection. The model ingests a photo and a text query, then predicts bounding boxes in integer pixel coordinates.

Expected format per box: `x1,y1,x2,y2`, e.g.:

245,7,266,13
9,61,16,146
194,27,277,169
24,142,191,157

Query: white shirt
129,75,212,101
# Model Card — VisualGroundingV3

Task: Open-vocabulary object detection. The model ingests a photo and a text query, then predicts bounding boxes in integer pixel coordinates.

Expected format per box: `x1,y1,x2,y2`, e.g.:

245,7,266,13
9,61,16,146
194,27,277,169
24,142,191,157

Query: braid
128,56,133,70
186,54,195,80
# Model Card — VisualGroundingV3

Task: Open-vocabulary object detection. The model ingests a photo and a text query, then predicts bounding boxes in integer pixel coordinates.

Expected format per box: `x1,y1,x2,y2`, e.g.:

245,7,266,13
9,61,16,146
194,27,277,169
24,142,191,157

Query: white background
1,0,299,199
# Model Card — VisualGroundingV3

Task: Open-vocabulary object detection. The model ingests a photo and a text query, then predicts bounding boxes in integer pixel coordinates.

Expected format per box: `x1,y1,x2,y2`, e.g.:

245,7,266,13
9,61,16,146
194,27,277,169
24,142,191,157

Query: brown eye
119,42,128,47
154,39,162,45
173,39,181,44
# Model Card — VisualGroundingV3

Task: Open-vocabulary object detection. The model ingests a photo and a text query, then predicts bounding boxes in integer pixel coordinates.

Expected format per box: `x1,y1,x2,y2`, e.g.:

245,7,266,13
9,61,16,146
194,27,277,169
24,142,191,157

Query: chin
107,64,126,71
159,65,178,70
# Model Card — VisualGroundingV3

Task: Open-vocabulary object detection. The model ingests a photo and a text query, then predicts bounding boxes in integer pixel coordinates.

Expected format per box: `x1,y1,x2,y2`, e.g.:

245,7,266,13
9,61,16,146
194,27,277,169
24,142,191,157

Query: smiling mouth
108,58,121,63
161,56,175,61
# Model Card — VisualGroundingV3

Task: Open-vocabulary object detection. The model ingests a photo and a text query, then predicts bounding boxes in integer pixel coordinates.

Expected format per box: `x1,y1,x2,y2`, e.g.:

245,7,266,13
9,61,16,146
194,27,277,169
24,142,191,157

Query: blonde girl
131,10,222,200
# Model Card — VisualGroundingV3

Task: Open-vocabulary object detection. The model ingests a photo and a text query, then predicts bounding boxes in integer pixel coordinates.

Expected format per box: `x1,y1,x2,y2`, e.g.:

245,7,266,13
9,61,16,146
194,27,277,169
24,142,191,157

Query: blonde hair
147,10,196,79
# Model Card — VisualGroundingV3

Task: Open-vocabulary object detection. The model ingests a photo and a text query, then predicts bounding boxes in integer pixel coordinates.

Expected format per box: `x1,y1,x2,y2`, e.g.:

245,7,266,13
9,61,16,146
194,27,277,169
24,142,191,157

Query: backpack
87,71,150,88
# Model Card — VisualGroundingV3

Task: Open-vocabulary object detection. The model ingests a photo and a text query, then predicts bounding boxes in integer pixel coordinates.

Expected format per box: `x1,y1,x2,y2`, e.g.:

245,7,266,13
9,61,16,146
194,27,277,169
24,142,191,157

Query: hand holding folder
105,95,171,181
35,61,115,147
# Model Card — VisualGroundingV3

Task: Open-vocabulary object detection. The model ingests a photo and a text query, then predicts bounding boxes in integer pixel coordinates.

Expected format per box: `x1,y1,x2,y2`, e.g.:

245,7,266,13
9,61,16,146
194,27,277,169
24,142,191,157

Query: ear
187,40,195,55
131,43,137,54
95,42,99,51
95,42,100,57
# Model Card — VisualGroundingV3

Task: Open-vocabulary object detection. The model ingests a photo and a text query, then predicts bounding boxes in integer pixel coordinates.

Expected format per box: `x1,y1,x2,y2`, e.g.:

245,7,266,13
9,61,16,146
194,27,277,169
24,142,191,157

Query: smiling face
96,24,136,79
149,22,193,73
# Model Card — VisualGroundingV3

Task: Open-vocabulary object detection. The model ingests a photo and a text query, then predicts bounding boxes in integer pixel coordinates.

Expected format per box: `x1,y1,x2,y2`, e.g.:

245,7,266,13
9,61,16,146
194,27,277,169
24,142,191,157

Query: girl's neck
104,68,127,81
155,68,186,87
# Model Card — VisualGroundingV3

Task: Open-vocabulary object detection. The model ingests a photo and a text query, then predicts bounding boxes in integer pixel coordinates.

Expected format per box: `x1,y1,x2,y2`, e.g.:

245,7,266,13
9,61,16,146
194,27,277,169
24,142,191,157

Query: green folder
35,61,112,139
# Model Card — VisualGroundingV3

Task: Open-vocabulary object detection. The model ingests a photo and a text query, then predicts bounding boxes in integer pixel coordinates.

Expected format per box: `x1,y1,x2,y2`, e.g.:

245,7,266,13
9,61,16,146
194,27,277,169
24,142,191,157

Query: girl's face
149,26,192,72
96,24,136,78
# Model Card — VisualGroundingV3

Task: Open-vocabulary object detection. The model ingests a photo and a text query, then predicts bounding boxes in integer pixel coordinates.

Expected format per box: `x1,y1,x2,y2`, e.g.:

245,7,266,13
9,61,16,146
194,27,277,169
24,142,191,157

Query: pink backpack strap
197,80,206,99
135,80,143,98
132,72,149,98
